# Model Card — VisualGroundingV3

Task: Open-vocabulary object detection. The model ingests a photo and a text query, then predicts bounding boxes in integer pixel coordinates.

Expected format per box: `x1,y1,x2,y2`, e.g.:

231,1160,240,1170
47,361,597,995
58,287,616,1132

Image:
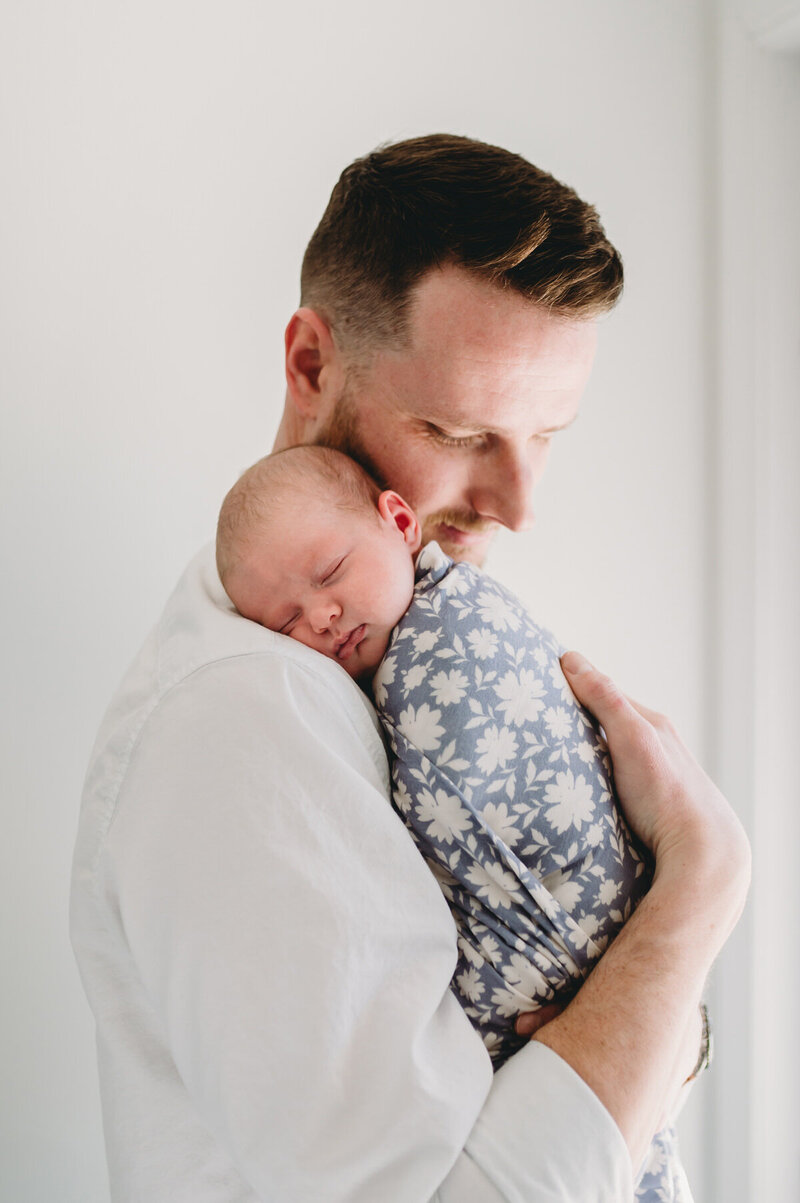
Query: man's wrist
652,826,750,958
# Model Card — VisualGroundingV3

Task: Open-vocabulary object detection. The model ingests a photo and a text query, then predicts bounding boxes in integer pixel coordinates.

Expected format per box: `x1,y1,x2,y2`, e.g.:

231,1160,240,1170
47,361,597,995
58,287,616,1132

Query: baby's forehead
266,483,372,540
275,456,358,504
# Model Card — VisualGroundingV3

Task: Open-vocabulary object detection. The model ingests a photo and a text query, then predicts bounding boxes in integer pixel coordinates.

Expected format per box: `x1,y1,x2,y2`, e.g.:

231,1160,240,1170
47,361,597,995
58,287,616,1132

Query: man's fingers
562,652,676,741
561,651,632,727
621,694,665,727
515,1002,564,1037
561,651,688,858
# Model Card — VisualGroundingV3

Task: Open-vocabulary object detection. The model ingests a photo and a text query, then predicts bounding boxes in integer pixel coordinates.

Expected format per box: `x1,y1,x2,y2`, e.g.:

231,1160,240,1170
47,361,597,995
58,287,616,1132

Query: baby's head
217,446,421,682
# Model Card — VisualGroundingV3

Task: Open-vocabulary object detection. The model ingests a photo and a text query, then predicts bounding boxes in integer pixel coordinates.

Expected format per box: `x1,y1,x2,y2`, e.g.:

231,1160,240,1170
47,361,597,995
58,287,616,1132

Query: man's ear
284,308,344,421
377,491,422,553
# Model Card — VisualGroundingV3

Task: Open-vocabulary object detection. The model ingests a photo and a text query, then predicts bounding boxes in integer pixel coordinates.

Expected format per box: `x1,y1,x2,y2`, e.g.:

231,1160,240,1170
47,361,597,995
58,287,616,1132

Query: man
71,135,750,1202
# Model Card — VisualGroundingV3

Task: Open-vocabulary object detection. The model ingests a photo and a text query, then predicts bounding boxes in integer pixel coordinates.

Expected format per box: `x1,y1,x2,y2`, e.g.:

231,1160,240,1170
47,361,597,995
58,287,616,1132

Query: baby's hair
216,445,382,593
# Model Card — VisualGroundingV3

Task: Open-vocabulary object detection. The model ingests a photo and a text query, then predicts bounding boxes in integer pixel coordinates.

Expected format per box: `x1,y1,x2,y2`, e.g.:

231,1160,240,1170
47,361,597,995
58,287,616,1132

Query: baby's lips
336,624,366,661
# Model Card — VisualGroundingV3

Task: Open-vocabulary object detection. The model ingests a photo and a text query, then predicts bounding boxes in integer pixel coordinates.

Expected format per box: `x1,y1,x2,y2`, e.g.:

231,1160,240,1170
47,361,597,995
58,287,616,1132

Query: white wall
710,7,800,1201
0,2,767,1199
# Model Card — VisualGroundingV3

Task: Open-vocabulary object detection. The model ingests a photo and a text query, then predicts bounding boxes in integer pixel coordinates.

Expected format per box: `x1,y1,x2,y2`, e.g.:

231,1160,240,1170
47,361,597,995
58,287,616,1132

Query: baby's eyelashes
321,555,347,585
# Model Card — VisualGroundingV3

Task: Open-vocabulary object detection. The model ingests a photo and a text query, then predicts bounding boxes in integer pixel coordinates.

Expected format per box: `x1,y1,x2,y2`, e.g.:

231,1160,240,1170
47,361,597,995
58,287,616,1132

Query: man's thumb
560,651,629,730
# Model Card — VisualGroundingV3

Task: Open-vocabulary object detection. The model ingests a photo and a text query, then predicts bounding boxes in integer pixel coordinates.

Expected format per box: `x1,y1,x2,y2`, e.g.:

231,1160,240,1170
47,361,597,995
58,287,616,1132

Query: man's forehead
374,336,593,434
402,265,598,357
367,268,598,421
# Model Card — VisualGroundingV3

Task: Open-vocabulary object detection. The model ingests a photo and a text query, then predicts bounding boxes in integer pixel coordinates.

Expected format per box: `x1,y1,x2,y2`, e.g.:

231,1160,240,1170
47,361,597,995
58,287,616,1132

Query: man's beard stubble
313,387,390,491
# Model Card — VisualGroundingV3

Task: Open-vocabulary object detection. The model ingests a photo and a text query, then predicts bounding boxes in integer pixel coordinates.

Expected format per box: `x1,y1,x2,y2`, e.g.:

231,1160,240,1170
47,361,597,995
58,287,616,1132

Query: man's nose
470,444,539,532
309,597,341,634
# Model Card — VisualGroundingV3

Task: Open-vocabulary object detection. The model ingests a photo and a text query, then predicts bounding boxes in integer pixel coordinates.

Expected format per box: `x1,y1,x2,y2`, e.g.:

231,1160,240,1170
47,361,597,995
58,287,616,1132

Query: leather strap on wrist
686,1002,713,1082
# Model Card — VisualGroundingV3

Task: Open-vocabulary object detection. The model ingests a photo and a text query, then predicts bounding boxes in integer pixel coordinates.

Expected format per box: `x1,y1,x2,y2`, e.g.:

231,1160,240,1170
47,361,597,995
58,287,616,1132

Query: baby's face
229,490,420,682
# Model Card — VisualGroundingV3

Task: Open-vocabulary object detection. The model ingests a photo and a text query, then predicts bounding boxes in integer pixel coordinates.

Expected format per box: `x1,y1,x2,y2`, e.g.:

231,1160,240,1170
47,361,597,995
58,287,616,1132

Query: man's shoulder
79,544,386,847
114,540,376,708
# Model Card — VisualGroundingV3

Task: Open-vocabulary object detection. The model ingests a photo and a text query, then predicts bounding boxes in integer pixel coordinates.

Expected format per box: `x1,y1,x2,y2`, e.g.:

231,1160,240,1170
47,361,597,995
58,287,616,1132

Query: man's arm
527,653,750,1167
99,643,745,1198
106,651,632,1201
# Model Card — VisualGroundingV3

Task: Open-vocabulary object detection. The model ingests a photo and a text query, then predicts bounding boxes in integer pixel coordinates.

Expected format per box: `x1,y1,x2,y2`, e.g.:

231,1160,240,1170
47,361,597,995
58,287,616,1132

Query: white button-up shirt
70,544,633,1202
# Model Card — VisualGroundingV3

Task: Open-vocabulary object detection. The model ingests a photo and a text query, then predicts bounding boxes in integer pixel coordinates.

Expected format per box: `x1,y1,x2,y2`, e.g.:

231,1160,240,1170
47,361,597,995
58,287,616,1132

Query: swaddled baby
217,444,692,1202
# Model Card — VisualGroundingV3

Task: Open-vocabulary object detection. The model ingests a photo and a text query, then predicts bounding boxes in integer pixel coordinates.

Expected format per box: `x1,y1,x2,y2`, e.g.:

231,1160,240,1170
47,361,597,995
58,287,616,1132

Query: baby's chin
343,631,391,685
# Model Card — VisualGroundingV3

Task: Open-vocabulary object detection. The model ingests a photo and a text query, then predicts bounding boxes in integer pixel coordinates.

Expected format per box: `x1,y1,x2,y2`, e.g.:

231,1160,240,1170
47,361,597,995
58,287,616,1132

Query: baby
217,444,691,1203
216,444,420,686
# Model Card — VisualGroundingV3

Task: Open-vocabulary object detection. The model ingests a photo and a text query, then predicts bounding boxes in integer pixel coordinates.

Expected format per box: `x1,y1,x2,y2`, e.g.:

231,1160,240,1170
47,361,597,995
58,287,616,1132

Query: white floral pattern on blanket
373,542,691,1203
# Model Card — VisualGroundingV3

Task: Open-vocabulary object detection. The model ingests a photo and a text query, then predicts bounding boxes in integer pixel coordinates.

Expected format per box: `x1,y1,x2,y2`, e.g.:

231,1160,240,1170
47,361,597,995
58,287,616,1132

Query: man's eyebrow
539,415,579,435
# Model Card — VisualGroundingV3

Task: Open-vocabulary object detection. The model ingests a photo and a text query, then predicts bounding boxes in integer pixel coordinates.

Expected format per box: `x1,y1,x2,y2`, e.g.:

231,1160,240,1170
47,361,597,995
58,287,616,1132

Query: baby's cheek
364,632,390,672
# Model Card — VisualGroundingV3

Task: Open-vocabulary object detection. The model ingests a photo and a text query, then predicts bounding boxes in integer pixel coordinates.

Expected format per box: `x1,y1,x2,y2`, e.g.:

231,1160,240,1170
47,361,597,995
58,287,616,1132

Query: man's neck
272,403,306,454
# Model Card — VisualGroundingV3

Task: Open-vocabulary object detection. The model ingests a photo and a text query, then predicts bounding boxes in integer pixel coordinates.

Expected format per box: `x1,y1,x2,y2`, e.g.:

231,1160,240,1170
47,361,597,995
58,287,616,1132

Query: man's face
316,266,598,565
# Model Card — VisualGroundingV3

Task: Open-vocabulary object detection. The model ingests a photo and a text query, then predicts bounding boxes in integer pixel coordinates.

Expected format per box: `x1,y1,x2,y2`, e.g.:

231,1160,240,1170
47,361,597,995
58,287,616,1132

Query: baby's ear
378,491,421,551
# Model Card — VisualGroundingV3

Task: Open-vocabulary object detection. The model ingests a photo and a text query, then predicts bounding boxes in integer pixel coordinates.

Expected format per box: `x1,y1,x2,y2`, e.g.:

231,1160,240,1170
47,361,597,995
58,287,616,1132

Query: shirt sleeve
106,650,633,1203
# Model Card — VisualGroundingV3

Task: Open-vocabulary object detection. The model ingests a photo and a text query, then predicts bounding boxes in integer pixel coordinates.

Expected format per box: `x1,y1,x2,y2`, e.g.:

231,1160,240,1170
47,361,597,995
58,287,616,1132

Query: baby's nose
310,599,341,634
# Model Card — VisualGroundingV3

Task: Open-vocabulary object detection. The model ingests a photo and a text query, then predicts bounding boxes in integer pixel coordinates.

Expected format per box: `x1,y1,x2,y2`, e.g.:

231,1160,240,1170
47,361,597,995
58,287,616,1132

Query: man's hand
560,650,751,928
515,1002,564,1039
516,650,751,1167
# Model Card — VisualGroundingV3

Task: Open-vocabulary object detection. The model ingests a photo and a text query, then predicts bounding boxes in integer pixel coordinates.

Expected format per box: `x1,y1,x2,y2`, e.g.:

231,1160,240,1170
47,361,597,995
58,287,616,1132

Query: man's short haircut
216,446,381,590
301,133,623,361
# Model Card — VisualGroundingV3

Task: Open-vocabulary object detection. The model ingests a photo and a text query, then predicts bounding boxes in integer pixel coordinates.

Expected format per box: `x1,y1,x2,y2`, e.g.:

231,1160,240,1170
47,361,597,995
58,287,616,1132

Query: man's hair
301,133,623,361
216,446,381,590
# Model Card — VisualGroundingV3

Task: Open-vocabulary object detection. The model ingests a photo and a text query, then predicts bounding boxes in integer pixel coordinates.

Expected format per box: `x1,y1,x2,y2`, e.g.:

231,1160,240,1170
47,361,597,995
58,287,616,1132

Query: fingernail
561,651,592,676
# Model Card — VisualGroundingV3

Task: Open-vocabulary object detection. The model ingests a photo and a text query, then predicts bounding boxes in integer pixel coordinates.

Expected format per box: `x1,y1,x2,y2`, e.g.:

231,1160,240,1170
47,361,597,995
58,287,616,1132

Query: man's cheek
410,462,463,518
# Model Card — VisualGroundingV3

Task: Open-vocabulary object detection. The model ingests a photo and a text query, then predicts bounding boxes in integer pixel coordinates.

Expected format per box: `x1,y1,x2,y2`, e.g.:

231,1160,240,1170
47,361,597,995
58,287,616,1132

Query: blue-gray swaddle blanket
373,542,691,1202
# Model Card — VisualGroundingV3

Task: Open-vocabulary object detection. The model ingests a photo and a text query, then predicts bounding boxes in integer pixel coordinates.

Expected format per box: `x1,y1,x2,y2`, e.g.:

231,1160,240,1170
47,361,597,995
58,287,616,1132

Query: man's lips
335,624,366,661
436,522,496,547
